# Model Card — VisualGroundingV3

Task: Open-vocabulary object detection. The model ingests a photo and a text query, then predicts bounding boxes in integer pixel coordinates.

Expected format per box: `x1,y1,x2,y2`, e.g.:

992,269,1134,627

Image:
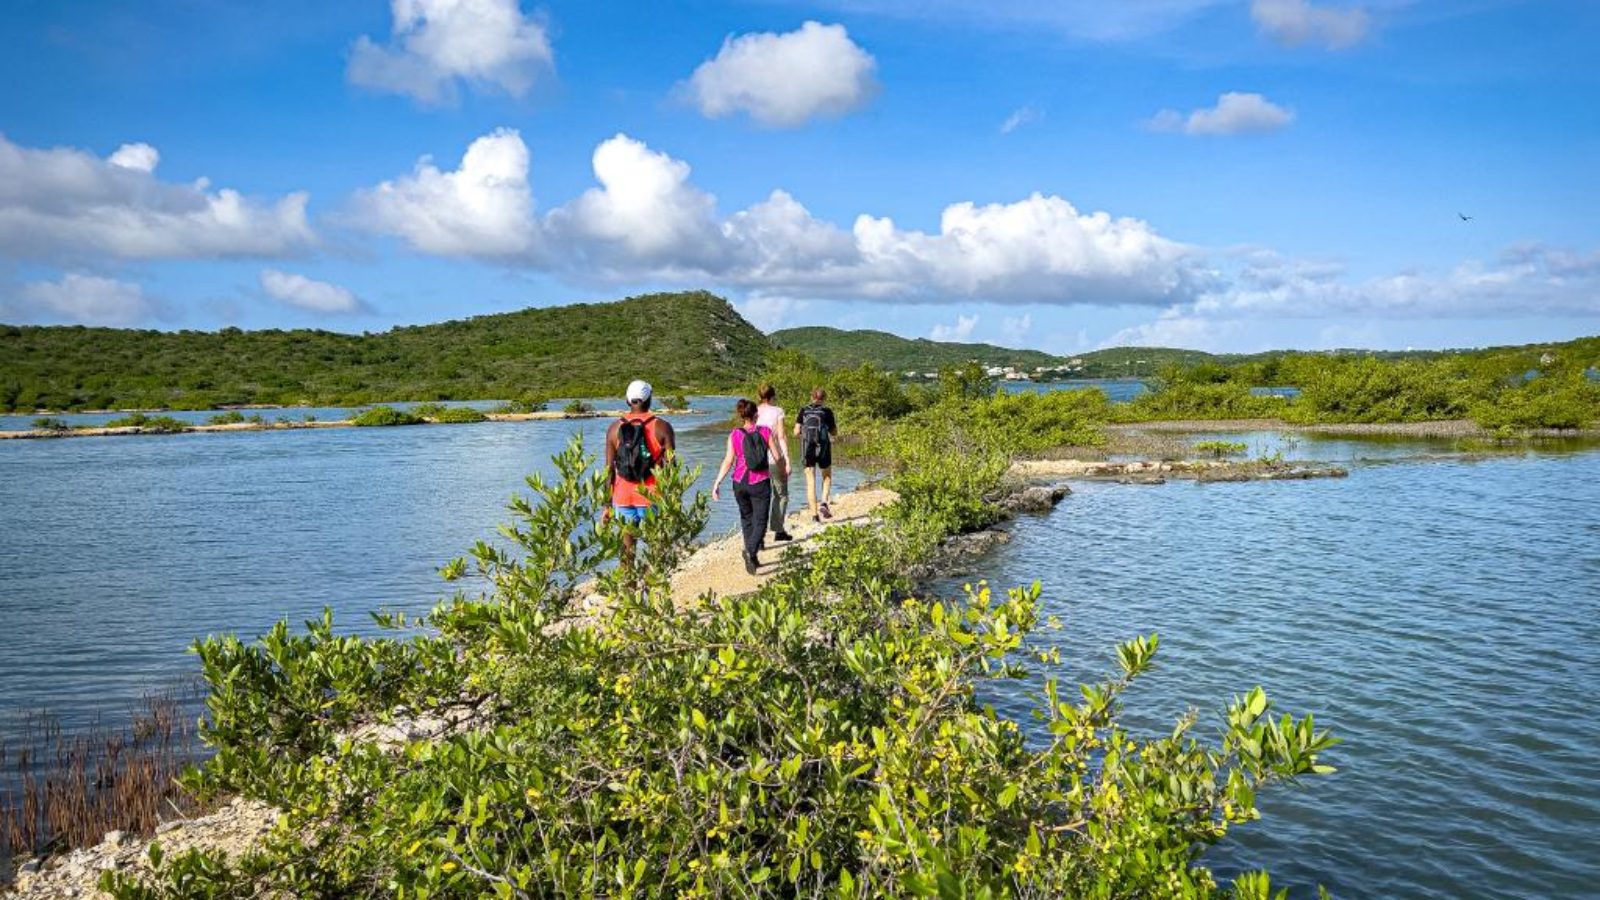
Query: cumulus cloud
349,127,536,258
1110,242,1600,349
107,142,159,172
682,21,878,127
546,134,726,271
1147,92,1294,136
1251,0,1371,49
930,314,979,341
260,269,367,315
1000,105,1043,135
5,273,159,326
1001,313,1033,344
349,128,1203,308
348,0,553,105
0,135,314,262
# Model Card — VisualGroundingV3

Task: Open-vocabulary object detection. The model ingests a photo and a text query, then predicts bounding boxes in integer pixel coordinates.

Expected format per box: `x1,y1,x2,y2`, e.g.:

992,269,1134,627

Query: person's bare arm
776,415,791,476
604,420,620,472
653,418,676,458
710,432,734,500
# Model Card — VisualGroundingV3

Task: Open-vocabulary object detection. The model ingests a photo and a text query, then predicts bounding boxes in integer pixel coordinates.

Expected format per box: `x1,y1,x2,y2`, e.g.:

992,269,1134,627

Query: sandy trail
669,485,898,601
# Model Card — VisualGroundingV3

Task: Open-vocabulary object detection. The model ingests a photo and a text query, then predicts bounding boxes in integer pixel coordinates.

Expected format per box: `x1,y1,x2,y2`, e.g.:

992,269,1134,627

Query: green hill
1,291,771,412
770,326,1062,373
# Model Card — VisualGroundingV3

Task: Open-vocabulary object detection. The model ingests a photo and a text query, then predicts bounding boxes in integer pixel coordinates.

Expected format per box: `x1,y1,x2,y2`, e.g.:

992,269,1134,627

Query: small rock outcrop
999,484,1071,514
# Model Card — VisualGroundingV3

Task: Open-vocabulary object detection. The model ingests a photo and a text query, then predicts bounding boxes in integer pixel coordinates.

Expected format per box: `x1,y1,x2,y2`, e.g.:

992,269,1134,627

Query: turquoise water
0,399,628,432
3,413,1597,896
0,398,858,731
941,446,1600,898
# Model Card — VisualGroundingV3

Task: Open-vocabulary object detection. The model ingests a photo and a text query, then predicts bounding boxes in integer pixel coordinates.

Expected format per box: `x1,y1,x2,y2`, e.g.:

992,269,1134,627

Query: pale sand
668,485,899,602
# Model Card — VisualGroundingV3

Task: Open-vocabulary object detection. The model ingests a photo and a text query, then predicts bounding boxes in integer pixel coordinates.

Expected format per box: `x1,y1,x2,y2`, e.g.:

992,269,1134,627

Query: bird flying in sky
1459,212,1474,221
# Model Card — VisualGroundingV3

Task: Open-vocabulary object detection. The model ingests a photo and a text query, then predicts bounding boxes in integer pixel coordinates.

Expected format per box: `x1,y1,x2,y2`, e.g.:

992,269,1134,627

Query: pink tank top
731,425,772,485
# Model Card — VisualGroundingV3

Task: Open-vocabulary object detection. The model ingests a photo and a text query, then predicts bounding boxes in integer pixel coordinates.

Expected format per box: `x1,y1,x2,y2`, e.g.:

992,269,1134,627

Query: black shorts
803,443,832,469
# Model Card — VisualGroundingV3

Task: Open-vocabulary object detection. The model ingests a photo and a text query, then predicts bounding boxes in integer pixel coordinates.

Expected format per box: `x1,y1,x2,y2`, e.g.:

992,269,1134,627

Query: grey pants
767,471,790,534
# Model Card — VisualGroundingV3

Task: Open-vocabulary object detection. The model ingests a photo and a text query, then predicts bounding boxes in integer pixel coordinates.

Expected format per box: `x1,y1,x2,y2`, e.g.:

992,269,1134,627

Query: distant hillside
771,327,1062,373
1,291,772,411
767,325,1598,380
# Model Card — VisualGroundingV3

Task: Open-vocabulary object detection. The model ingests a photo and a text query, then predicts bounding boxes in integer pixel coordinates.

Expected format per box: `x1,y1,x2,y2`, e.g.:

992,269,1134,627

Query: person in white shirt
755,383,794,543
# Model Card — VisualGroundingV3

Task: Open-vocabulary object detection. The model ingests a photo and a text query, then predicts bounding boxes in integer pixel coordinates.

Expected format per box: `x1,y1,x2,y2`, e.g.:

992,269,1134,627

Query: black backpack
740,427,769,478
614,416,655,483
800,405,830,451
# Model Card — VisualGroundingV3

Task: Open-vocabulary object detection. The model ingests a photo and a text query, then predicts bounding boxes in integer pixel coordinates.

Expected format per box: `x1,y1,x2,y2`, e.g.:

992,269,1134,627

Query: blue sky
2,0,1597,352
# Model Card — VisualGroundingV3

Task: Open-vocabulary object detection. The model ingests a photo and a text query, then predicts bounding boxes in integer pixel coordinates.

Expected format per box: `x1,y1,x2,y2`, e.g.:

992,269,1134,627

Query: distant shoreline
0,408,704,441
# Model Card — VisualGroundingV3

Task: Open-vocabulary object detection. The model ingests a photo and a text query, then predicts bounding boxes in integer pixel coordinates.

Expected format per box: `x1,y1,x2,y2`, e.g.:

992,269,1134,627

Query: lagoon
946,442,1600,898
2,410,1597,897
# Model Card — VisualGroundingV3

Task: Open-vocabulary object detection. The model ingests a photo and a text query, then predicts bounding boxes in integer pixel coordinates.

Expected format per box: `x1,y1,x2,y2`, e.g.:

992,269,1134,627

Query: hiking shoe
774,531,793,543
743,551,759,575
820,503,834,520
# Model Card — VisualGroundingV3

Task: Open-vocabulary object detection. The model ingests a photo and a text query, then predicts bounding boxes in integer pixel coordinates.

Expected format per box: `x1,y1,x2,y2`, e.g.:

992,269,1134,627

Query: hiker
711,398,783,575
795,387,839,522
755,383,794,543
604,379,676,568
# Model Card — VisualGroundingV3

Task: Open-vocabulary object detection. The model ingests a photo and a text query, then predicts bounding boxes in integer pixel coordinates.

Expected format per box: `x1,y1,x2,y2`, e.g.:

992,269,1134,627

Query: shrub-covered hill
770,326,1064,373
1,291,772,411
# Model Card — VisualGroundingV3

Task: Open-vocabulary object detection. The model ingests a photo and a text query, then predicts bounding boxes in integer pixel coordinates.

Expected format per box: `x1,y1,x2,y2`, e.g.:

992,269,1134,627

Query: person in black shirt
793,388,839,522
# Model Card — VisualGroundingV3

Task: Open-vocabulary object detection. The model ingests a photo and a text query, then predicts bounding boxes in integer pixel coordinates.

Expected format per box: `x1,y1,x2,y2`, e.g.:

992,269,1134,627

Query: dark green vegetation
1,292,767,412
1116,339,1600,431
771,325,1600,383
107,427,1334,898
349,406,424,427
101,413,191,433
771,326,1062,373
413,404,490,424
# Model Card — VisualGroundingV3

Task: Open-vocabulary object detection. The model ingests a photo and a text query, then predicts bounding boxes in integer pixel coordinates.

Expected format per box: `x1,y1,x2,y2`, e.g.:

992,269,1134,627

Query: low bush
206,410,248,425
491,396,549,414
563,399,596,415
1469,371,1600,431
1117,381,1283,422
1194,440,1249,458
103,413,191,433
659,393,690,411
415,404,489,424
105,435,1336,899
966,387,1110,453
31,416,71,432
349,406,424,427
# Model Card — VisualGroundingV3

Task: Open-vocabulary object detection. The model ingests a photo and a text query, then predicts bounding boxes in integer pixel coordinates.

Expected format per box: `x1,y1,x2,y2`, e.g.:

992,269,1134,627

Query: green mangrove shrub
31,416,71,432
1194,440,1249,459
104,413,191,433
349,406,424,427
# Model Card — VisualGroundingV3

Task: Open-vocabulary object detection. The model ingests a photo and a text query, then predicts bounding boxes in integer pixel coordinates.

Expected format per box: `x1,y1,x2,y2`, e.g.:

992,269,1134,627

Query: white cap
625,380,653,403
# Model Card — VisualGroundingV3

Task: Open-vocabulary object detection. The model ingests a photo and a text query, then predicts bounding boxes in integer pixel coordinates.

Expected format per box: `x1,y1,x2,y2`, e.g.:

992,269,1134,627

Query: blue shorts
613,504,652,525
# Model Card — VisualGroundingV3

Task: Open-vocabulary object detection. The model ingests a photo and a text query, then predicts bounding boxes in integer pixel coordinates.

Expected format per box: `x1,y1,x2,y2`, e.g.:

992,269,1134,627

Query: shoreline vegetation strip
11,385,1344,898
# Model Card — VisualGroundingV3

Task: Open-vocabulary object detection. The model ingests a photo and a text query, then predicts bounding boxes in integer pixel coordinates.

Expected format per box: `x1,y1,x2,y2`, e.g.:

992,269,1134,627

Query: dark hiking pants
733,479,772,559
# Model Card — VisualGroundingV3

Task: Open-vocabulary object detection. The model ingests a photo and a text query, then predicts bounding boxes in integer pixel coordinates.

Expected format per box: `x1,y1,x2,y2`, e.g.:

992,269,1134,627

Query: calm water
944,445,1600,898
0,398,858,731
3,414,1597,897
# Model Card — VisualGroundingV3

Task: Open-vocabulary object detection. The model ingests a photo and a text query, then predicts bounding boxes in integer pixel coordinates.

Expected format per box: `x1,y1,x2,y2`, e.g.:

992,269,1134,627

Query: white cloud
736,295,805,332
349,127,536,258
930,313,979,341
682,21,878,127
0,135,314,261
1109,242,1600,349
350,128,1203,308
1147,92,1294,136
546,134,726,270
1000,105,1043,135
1001,313,1033,344
260,269,366,315
348,0,553,105
1251,0,1371,49
8,273,158,326
107,142,159,173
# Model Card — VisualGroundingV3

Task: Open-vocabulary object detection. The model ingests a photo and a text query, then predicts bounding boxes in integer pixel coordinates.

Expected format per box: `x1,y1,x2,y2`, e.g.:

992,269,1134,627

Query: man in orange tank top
604,380,676,568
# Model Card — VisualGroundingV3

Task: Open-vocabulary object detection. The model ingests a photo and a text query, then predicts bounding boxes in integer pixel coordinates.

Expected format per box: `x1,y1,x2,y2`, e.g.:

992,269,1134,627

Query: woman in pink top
712,398,784,574
754,383,794,543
